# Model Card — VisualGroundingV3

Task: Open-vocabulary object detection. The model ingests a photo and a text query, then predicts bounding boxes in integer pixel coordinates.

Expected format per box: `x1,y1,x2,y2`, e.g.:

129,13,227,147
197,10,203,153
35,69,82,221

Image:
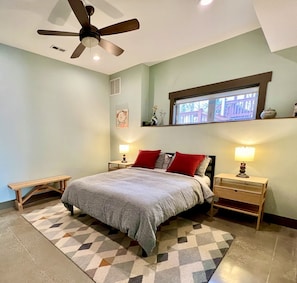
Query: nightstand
108,160,134,171
210,173,268,230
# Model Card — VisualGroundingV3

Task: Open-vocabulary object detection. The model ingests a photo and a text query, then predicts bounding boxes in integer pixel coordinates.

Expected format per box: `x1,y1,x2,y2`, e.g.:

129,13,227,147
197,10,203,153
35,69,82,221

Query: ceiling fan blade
71,43,86,58
99,38,124,56
48,0,71,25
89,0,123,19
37,30,79,36
68,0,89,28
99,19,140,36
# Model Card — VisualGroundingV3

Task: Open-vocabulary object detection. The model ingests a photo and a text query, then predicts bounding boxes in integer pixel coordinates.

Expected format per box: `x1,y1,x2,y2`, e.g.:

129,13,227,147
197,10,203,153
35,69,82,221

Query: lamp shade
235,146,255,162
119,144,129,154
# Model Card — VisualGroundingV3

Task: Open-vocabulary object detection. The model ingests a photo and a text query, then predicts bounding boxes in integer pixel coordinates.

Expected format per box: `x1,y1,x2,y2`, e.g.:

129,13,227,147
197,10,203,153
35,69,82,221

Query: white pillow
155,153,174,169
163,153,174,169
196,156,211,176
155,152,165,169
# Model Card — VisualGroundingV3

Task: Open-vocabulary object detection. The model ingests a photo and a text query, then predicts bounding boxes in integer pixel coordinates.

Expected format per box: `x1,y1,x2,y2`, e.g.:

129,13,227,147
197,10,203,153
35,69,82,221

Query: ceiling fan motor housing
79,25,100,47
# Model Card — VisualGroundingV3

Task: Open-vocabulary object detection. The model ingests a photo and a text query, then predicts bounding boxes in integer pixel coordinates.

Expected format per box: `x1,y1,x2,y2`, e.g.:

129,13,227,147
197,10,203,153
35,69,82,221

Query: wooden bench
8,175,71,211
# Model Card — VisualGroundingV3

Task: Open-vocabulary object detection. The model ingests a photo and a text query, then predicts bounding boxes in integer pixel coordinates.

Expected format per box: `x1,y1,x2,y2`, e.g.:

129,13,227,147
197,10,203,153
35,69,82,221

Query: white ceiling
0,0,296,75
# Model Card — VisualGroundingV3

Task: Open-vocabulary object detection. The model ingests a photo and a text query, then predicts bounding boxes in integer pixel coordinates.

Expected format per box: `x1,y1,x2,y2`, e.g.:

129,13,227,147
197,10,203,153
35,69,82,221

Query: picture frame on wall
116,108,129,128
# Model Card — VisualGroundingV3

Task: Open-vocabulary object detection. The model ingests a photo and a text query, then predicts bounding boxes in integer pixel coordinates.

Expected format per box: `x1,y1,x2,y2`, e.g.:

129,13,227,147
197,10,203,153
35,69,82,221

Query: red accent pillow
132,150,161,169
166,152,205,177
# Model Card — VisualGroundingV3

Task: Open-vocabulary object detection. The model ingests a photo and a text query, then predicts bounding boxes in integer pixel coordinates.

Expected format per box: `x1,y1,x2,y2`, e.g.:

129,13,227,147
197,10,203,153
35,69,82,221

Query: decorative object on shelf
159,110,166,126
234,146,255,178
150,105,158,126
119,144,129,163
260,108,277,119
293,103,297,117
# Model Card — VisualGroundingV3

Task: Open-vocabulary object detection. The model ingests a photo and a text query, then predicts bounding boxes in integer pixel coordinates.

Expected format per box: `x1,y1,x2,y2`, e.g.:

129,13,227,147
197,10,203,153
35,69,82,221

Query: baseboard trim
0,191,61,211
0,200,15,210
263,213,297,230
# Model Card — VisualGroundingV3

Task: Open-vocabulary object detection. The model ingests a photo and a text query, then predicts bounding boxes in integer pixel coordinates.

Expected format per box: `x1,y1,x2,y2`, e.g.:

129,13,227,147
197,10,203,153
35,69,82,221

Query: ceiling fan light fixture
81,36,99,48
200,0,213,6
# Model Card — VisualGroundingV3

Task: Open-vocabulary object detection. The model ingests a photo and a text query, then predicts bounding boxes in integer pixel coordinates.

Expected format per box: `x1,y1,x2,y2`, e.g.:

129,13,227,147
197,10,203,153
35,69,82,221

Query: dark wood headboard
205,155,216,190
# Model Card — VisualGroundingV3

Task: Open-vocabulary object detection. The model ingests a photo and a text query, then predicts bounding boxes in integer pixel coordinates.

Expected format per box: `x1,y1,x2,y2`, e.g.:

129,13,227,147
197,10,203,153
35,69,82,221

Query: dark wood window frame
168,71,273,125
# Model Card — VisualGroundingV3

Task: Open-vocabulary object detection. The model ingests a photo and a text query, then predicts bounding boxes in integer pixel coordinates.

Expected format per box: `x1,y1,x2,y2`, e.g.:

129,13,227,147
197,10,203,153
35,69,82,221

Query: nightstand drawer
214,186,261,205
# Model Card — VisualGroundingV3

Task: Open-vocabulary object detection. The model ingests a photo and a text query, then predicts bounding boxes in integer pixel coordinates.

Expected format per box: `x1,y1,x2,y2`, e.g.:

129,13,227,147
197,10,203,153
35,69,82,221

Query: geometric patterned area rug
22,203,234,283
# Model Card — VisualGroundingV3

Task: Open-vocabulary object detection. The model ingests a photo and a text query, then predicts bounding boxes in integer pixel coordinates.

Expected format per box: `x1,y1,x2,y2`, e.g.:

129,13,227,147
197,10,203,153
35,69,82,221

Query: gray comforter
61,167,213,255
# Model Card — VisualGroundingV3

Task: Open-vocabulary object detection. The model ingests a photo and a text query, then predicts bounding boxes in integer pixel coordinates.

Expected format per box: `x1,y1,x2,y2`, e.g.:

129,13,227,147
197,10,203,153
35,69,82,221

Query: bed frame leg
63,202,74,216
142,249,148,257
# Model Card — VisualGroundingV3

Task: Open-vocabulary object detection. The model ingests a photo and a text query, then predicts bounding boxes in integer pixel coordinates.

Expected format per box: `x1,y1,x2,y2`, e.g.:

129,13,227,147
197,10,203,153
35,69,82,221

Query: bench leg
59,180,68,192
15,190,23,212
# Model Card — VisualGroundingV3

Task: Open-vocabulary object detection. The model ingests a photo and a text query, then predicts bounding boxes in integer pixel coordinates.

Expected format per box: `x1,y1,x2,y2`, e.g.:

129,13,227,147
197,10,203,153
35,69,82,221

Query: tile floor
0,197,296,283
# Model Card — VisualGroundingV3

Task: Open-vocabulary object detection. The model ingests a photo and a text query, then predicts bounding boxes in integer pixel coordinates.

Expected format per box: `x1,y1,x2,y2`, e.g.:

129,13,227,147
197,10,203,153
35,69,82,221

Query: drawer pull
234,190,238,192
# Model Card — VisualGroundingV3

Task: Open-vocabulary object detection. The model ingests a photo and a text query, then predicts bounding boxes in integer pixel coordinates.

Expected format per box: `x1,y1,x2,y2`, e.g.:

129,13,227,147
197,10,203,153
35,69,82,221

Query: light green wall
110,29,297,220
0,44,110,203
110,64,150,156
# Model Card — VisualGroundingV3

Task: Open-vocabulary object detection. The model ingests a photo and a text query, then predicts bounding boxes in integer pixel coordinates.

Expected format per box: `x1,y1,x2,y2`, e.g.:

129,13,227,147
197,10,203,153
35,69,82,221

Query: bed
61,151,216,256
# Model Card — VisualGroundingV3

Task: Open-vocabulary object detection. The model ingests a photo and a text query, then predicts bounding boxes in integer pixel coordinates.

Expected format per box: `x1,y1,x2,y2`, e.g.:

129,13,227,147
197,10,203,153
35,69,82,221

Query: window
169,72,272,125
174,87,259,124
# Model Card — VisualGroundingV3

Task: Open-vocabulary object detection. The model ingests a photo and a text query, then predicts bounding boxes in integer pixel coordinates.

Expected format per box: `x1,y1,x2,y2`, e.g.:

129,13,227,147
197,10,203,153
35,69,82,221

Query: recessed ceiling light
200,0,213,6
93,55,100,61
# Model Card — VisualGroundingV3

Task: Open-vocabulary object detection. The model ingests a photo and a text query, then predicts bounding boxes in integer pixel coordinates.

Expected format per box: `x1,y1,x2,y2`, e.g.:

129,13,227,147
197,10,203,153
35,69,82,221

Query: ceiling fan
37,0,140,58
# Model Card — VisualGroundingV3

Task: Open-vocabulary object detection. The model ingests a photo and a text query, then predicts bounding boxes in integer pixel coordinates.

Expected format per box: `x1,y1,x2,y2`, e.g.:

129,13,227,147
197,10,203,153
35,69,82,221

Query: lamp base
121,154,127,163
236,173,249,178
236,162,249,178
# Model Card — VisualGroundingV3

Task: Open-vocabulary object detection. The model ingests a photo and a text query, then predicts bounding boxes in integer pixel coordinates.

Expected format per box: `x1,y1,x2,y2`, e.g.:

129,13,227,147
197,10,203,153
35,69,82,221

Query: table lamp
119,144,129,163
234,146,255,178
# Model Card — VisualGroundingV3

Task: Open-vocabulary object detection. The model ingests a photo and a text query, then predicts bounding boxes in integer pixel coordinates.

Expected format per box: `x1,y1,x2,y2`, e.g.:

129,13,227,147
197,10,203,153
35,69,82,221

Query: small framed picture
116,109,129,128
